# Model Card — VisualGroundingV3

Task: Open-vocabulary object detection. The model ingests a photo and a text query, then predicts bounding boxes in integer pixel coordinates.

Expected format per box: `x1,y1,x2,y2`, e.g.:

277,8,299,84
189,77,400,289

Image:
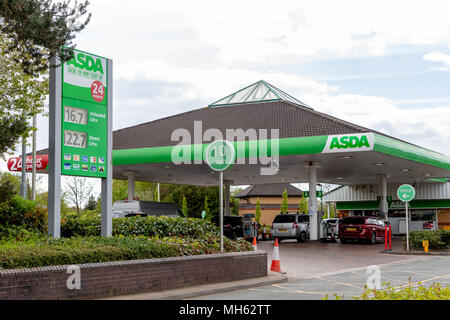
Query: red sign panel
7,155,49,172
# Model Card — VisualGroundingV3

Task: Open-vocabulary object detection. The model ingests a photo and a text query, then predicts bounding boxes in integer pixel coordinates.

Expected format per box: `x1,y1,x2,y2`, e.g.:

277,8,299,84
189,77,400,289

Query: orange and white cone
252,237,257,251
270,238,281,272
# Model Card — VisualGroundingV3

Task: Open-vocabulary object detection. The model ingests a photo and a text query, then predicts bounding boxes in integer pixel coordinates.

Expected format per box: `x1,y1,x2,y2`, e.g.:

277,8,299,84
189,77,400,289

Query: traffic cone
252,237,257,251
270,238,281,272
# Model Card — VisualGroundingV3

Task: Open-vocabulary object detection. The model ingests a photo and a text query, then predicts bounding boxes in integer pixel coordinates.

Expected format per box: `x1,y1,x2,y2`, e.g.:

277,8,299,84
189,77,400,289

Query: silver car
271,213,310,242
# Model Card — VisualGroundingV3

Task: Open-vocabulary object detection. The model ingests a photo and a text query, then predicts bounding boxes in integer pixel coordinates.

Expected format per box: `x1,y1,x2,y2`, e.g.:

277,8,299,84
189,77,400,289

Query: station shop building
324,182,450,234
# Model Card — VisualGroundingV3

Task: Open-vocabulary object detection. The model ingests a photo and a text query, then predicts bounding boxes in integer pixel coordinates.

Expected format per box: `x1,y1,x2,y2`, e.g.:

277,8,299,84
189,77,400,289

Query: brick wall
0,251,267,300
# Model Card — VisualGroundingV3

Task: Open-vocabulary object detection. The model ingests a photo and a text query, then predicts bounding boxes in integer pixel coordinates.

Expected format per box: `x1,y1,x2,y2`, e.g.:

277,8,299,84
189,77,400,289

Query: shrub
61,215,219,238
408,230,450,250
0,235,252,269
322,279,450,300
355,280,450,300
0,196,47,237
0,172,20,203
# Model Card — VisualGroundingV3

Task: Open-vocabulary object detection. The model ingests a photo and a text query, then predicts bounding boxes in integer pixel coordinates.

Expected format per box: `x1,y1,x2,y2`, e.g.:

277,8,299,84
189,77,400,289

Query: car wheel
297,232,307,243
340,238,347,244
370,232,376,245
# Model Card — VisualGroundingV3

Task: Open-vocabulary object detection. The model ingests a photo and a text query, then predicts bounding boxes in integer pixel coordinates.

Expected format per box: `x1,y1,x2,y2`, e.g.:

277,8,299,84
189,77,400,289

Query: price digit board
61,49,109,177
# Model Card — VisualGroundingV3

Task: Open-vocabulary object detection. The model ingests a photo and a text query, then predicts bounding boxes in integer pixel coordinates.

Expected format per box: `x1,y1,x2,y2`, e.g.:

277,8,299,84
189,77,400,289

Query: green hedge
355,282,450,300
0,196,47,237
0,235,252,269
408,230,450,250
61,215,219,238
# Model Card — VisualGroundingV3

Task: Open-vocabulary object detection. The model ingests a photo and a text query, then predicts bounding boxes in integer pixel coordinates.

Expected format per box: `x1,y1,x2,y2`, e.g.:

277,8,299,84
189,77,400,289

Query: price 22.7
64,130,87,148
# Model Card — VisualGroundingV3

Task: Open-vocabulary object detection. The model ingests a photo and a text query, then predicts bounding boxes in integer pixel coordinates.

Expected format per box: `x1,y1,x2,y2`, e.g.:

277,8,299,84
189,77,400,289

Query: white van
112,200,183,218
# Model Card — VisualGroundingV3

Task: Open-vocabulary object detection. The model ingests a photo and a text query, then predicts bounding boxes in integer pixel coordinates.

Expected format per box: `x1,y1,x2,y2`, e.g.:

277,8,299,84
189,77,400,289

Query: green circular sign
397,184,415,202
205,140,235,172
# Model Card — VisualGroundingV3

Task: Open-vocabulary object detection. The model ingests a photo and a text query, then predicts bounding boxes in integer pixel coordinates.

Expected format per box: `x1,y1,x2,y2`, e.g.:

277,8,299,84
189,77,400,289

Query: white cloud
116,59,335,103
423,51,450,71
78,0,450,67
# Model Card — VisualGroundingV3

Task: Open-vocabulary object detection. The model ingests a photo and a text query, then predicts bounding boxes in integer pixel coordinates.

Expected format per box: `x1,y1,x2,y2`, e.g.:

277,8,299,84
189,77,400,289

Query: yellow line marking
315,276,364,290
269,284,330,296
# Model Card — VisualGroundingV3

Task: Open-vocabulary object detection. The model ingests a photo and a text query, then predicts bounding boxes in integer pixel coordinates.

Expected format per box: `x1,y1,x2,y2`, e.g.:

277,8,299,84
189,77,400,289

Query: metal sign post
48,50,112,238
205,140,235,252
405,201,409,251
397,184,415,252
219,171,223,252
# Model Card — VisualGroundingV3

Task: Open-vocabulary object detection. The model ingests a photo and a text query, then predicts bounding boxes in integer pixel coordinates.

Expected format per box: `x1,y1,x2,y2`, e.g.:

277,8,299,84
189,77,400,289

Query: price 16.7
64,106,88,125
64,130,87,148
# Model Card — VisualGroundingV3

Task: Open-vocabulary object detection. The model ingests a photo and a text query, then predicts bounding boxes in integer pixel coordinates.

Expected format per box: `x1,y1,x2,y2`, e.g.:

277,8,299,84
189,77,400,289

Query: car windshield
297,215,309,223
341,217,366,225
224,217,243,226
273,215,296,223
112,202,138,213
211,216,243,226
327,219,337,223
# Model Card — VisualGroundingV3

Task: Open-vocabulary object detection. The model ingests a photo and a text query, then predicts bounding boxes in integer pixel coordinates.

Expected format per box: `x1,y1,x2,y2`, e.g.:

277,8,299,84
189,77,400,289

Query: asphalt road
189,236,448,300
250,236,416,279
191,256,450,300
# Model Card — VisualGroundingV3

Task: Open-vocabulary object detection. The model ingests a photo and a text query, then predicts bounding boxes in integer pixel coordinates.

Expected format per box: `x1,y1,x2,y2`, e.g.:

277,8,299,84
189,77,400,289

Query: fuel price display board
61,49,109,178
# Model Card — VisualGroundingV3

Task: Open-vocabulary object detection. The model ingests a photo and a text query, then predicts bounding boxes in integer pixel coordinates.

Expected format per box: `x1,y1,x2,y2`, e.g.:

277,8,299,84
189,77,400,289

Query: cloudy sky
2,0,450,194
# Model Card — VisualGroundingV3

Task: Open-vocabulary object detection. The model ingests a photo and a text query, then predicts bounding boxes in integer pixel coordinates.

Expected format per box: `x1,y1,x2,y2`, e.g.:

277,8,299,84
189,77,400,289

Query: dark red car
338,216,386,244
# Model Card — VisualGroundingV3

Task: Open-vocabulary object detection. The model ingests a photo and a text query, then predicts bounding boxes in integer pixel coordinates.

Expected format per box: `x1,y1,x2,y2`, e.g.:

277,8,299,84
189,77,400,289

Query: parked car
211,216,245,240
271,213,310,242
320,218,342,241
112,200,183,218
338,216,386,244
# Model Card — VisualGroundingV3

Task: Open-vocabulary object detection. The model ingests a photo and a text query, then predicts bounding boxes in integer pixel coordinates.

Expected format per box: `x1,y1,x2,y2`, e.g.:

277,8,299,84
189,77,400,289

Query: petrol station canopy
31,80,450,186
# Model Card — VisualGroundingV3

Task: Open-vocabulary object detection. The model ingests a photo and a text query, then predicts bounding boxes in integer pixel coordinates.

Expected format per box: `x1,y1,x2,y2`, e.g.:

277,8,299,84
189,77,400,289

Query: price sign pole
48,56,62,238
397,184,416,252
49,49,113,238
205,140,235,252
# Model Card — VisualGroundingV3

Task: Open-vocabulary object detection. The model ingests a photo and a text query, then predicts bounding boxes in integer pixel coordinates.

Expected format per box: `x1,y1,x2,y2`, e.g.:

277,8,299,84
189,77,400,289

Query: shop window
388,210,405,218
411,210,436,222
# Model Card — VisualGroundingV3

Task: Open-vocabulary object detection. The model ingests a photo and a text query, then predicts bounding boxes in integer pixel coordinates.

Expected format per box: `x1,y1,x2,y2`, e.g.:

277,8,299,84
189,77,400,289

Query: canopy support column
379,175,388,220
124,171,135,201
307,161,319,240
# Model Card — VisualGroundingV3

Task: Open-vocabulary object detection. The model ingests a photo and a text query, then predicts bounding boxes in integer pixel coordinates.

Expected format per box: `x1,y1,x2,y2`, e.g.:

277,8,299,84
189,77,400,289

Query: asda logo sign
330,135,370,149
322,133,374,153
66,52,104,74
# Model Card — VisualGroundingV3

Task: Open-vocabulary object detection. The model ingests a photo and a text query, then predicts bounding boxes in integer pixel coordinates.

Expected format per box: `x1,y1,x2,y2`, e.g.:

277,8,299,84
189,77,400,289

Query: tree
0,171,20,203
0,0,91,75
64,176,93,214
203,195,211,221
0,0,91,157
280,188,288,214
230,196,240,216
84,194,97,211
299,196,308,213
255,197,262,224
181,196,188,217
134,181,156,201
112,179,127,202
163,184,220,219
0,31,48,158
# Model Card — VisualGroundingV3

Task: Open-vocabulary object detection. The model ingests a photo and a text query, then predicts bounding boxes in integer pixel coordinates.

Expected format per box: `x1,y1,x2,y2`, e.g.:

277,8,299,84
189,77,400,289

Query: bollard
389,225,392,251
384,225,388,251
422,240,429,253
